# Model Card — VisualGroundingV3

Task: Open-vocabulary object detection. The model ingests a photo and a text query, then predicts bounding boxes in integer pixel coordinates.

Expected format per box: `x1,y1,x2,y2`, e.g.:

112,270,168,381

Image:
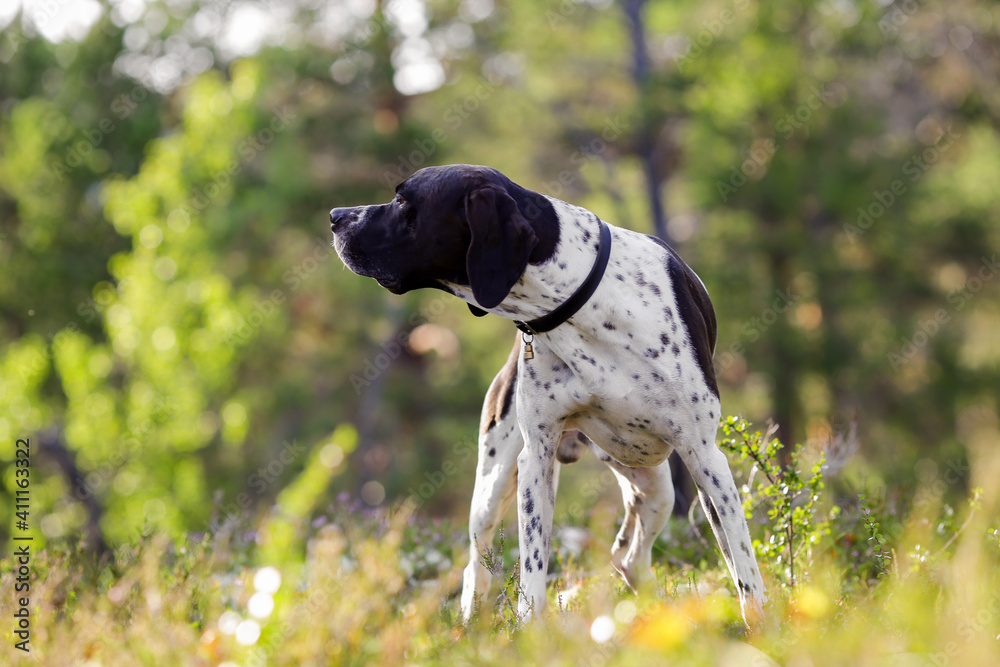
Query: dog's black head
330,165,557,309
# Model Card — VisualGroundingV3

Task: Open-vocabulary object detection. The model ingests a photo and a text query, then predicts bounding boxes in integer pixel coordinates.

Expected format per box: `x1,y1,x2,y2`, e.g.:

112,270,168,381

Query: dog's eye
394,194,407,208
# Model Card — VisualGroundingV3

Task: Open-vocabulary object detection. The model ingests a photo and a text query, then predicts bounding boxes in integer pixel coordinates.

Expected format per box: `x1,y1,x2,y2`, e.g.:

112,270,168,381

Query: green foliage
477,524,524,635
719,416,827,588
2,474,998,665
858,493,892,581
2,0,999,557
0,14,999,667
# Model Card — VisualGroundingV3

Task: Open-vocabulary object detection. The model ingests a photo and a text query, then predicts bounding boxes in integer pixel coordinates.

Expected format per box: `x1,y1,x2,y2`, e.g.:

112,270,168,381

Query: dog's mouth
332,221,423,295
375,276,406,294
334,242,407,294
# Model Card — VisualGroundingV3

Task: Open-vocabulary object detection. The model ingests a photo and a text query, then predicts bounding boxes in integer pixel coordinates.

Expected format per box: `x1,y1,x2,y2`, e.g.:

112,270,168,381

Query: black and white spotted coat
329,165,767,628
448,197,767,626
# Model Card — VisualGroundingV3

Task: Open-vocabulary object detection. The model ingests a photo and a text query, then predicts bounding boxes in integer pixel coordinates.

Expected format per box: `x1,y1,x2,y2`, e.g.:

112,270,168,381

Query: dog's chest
523,334,714,467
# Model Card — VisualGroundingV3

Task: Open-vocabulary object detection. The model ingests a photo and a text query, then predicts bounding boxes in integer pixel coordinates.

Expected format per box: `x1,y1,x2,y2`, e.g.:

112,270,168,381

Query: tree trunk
622,0,670,243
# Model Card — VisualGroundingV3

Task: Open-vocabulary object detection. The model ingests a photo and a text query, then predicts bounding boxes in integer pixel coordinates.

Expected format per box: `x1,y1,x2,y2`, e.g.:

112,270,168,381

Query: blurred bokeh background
1,0,999,551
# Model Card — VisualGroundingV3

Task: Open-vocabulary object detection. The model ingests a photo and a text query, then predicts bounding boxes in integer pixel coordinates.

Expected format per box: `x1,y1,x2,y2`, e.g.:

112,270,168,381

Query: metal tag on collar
522,333,534,360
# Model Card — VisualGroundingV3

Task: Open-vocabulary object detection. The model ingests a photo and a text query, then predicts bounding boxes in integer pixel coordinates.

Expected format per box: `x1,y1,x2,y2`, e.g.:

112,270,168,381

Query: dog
330,164,767,626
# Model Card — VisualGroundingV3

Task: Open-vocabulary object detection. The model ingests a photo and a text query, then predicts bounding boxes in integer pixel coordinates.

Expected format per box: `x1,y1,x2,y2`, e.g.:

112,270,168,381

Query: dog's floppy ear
464,186,538,309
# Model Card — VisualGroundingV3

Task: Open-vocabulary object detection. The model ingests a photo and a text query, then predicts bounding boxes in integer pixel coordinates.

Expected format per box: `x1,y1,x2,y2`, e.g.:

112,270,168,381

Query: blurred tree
2,0,999,552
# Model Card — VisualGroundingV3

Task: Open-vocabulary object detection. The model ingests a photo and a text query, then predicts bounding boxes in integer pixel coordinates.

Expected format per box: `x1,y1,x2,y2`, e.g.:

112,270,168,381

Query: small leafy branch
719,416,827,588
478,525,524,634
858,493,891,580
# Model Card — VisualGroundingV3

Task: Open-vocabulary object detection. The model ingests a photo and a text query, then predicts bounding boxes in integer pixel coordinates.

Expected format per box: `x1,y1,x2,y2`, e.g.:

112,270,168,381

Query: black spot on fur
708,502,721,527
488,448,496,457
654,241,719,397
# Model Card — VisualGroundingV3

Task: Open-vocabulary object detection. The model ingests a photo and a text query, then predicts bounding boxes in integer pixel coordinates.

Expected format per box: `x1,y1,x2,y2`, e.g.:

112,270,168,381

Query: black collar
467,220,613,334
516,220,611,334
472,219,611,335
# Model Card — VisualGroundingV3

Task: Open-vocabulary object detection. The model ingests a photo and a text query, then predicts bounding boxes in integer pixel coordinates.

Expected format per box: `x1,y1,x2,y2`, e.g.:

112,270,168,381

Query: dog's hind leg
584,442,674,591
679,417,767,627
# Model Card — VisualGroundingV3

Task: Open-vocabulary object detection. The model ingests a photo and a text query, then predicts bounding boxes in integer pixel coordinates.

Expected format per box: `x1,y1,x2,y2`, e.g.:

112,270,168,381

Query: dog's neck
447,196,607,323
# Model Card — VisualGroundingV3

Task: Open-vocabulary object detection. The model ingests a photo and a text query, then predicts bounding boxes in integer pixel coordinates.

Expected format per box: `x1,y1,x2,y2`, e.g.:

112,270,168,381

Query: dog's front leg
514,432,558,620
513,380,563,621
460,389,523,622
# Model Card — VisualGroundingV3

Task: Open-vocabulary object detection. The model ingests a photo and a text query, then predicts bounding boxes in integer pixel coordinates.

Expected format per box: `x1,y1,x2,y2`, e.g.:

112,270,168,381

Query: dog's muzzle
329,207,357,234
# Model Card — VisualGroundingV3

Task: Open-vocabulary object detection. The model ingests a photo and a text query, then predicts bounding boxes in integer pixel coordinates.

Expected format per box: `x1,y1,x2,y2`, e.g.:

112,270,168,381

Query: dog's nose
329,207,353,233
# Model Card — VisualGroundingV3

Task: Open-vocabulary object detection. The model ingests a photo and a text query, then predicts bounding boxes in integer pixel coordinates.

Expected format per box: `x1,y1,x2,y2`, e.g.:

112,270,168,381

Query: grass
3,418,999,666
